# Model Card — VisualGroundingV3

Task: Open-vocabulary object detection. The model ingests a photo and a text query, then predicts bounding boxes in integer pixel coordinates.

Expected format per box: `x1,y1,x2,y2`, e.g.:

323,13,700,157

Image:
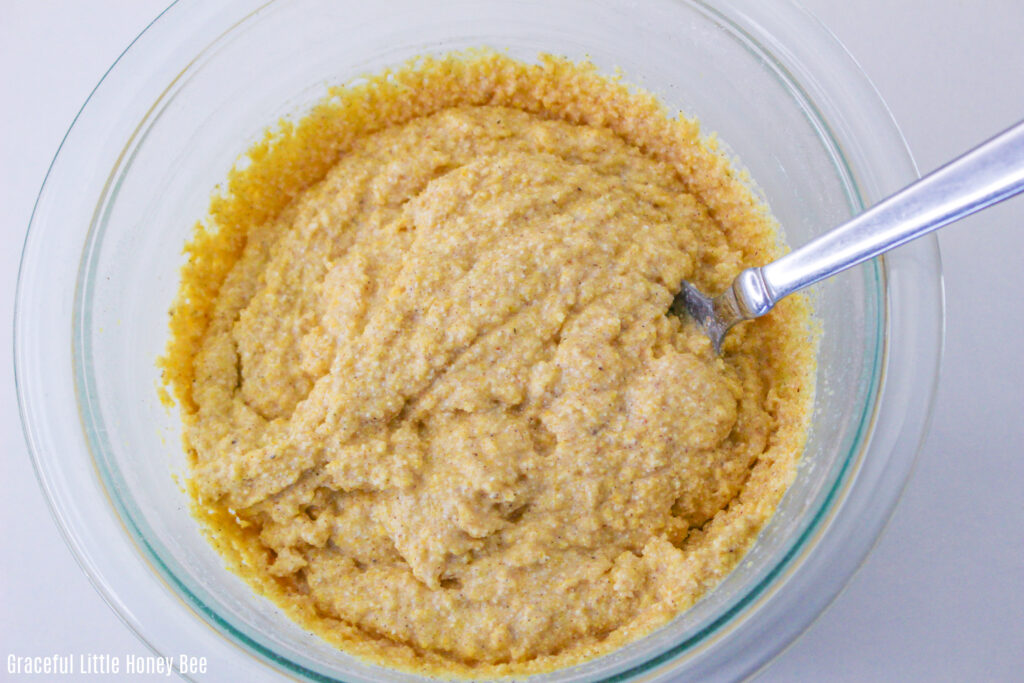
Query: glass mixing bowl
14,0,942,680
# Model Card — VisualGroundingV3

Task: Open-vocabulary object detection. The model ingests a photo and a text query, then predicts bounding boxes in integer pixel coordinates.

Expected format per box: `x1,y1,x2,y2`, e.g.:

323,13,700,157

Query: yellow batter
161,51,814,677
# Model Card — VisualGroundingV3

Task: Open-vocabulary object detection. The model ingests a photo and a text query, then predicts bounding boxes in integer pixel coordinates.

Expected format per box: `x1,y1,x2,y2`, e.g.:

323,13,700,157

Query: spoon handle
734,120,1024,317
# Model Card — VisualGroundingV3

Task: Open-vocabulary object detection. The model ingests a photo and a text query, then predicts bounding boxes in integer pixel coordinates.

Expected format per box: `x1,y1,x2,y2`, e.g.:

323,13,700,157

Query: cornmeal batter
161,52,814,676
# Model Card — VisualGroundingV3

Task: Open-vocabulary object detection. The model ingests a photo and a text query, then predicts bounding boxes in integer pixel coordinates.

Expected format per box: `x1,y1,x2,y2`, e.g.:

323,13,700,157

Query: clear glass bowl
14,0,943,681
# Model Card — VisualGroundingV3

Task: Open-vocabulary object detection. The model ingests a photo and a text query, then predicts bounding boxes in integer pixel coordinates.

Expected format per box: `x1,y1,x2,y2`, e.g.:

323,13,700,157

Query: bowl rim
14,0,943,681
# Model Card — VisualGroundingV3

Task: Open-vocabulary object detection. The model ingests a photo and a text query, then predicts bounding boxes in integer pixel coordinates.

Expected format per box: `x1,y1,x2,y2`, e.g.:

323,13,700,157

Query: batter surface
162,52,814,676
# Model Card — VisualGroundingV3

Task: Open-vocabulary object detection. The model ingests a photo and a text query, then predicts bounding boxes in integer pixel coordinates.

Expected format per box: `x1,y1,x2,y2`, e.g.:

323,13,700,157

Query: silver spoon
672,120,1024,353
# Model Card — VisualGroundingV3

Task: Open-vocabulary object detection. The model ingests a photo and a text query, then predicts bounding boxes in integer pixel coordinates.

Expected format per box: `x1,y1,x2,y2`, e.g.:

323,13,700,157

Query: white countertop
2,1,1022,681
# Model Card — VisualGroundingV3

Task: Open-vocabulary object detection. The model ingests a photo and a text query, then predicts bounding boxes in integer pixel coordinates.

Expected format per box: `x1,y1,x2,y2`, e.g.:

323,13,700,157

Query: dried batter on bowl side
160,51,815,677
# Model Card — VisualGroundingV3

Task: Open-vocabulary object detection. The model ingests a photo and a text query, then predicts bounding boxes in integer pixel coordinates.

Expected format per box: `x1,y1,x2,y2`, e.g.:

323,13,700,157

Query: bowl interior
75,1,881,680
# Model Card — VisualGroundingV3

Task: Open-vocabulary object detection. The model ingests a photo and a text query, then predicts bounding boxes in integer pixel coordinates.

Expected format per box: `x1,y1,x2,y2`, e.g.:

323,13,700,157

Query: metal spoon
671,120,1024,353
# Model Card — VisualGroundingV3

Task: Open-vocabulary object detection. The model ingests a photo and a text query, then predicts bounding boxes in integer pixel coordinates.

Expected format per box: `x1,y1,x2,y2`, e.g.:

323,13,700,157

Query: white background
2,1,1022,681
